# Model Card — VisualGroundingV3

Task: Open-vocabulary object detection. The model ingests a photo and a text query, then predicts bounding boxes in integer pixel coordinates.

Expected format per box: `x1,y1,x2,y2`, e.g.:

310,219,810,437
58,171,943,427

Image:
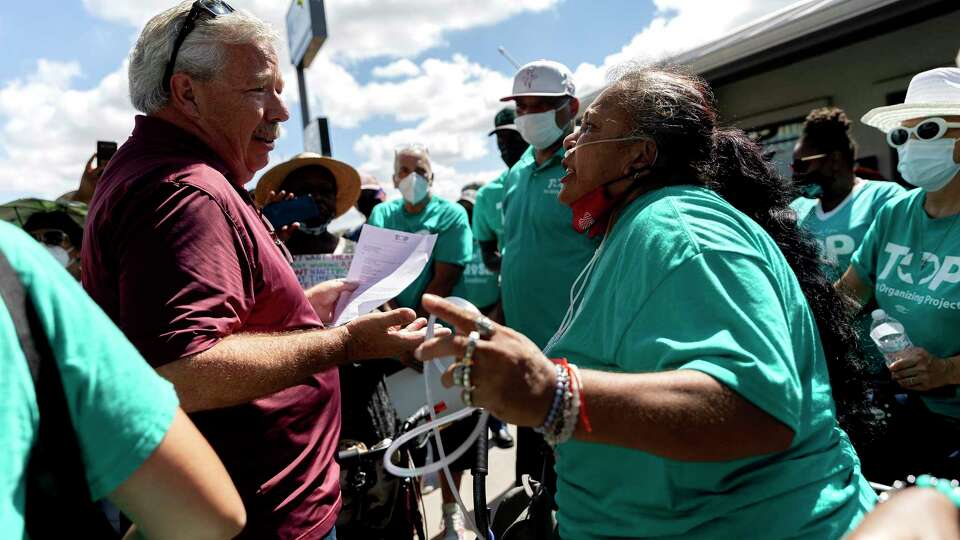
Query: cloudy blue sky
0,0,797,221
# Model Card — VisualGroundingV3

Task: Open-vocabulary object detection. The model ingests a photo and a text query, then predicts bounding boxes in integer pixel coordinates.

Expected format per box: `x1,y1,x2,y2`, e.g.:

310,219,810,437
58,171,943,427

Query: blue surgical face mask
398,172,430,204
897,138,960,192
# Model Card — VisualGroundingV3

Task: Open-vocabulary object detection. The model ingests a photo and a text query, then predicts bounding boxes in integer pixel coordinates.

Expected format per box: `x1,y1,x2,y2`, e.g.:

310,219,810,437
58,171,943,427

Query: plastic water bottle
869,309,912,367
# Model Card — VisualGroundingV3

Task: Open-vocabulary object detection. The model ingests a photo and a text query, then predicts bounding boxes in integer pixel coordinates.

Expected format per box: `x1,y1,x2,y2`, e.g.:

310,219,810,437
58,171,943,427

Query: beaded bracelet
536,363,569,439
879,474,960,507
557,362,580,444
536,359,586,447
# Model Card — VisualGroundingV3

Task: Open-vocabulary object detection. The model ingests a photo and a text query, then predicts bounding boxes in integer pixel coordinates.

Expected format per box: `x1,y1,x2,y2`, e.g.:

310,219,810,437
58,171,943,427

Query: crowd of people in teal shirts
5,41,960,540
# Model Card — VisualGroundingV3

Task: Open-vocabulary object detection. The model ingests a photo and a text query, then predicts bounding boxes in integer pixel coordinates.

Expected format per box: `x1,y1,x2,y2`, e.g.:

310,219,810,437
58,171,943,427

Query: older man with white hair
81,2,435,538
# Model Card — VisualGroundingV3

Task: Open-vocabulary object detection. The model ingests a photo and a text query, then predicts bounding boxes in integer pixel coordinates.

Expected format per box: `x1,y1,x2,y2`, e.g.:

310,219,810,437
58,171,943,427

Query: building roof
581,0,956,102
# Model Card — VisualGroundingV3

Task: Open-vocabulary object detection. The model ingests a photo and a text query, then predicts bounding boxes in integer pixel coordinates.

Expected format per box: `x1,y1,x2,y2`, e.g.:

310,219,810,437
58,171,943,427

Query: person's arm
479,240,501,272
835,265,873,311
417,294,795,462
571,369,794,460
888,347,960,391
849,487,960,540
418,261,463,313
112,410,245,540
158,308,427,412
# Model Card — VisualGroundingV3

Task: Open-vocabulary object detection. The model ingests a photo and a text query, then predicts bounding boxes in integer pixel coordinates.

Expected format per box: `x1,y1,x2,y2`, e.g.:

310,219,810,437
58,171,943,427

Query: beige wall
714,11,960,178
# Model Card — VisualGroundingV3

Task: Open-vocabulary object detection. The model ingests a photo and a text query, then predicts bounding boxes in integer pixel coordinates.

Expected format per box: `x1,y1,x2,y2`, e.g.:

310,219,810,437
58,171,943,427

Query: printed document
332,224,436,326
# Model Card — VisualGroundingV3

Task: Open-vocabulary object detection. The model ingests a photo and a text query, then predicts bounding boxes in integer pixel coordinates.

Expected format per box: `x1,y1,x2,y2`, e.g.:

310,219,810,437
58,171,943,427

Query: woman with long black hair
415,66,876,539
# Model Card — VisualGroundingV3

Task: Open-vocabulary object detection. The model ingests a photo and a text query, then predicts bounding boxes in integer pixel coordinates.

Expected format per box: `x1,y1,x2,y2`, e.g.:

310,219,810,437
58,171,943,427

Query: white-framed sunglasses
887,117,960,148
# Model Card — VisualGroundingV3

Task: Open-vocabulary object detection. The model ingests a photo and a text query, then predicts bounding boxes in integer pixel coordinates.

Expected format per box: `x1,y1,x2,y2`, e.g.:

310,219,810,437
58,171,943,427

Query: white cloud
5,0,803,201
0,60,137,201
371,59,421,79
82,0,560,61
572,0,797,96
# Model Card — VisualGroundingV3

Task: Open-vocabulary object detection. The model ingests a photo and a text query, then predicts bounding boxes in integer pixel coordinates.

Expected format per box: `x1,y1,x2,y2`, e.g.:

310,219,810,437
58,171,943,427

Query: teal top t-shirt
791,179,905,282
850,189,960,418
368,196,473,309
0,222,179,537
501,146,601,349
791,179,906,374
473,170,506,246
451,239,500,309
547,186,874,540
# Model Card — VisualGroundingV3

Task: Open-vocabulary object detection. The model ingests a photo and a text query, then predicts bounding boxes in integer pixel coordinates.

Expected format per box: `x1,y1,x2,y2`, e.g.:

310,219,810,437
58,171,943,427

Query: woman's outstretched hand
414,294,557,427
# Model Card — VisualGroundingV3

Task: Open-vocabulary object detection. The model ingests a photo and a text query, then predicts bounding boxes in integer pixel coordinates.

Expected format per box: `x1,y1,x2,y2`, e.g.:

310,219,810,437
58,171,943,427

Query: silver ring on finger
463,331,480,366
452,362,469,387
908,376,916,385
474,316,495,338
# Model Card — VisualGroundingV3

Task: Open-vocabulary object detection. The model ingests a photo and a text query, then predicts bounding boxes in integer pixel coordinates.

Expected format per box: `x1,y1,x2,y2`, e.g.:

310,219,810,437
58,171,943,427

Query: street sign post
286,0,327,69
303,117,332,157
286,0,328,136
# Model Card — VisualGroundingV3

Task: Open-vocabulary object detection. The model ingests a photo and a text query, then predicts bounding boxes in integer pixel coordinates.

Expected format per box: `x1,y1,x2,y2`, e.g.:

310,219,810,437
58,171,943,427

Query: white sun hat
501,60,576,102
862,68,960,133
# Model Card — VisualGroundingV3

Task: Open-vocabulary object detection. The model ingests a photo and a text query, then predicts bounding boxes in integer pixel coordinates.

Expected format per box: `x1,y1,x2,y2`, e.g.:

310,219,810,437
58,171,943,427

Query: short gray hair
128,1,280,114
393,144,431,172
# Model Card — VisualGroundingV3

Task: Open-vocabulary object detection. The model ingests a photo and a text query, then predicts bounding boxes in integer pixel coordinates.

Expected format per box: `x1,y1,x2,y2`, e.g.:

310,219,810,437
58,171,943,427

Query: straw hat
255,152,361,217
862,68,960,133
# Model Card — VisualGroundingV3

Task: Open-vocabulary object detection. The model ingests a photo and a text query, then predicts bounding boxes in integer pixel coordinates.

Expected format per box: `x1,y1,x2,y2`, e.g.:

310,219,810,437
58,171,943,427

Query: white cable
545,235,608,354
382,297,488,538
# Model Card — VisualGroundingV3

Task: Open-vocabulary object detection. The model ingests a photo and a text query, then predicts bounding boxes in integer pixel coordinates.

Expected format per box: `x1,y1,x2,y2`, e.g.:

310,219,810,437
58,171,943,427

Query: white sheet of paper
332,224,437,326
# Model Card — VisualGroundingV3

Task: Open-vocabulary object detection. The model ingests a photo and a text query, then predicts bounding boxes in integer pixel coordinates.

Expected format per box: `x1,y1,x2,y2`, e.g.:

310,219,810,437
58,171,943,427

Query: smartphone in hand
96,141,118,168
262,195,321,228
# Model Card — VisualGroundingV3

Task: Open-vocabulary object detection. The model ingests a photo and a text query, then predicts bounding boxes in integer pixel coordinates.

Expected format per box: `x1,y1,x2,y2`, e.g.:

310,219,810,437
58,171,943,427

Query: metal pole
297,62,310,129
497,46,522,70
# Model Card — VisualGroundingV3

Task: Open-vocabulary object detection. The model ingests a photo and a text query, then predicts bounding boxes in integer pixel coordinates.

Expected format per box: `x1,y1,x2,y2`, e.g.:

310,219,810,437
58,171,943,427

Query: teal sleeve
473,191,496,243
850,205,887,289
10,229,179,500
621,251,803,432
367,205,386,227
435,205,473,266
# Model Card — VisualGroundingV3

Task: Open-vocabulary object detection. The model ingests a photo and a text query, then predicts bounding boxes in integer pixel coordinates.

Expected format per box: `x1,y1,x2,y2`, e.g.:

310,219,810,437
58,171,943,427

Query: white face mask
897,138,960,192
398,172,431,204
516,105,568,150
44,245,71,267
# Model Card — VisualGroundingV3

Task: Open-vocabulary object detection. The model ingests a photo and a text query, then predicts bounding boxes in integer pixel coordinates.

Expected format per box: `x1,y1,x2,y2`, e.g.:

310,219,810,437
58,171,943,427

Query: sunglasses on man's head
789,153,826,174
887,117,960,148
161,0,236,93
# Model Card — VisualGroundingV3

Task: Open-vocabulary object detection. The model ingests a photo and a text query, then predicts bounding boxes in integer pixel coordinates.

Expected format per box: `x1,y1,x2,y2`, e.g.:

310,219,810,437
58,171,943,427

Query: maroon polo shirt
82,115,341,539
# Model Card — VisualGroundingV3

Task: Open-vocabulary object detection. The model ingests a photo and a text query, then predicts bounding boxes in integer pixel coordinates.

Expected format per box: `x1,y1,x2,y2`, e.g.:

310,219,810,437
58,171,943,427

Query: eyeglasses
790,153,827,174
887,117,960,148
29,229,68,247
161,0,236,93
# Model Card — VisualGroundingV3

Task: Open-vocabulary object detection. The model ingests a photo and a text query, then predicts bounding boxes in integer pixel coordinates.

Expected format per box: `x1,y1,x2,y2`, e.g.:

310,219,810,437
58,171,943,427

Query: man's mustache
255,123,282,140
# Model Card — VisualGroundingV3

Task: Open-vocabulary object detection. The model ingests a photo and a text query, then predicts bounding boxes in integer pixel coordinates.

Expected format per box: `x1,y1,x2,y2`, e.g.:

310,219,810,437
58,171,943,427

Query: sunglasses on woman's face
790,153,826,174
887,117,960,148
30,229,68,246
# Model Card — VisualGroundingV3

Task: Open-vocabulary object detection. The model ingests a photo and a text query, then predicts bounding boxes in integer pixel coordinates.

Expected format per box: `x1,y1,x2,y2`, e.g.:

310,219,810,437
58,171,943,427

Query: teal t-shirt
850,189,960,418
791,179,905,282
500,146,601,349
451,239,500,309
791,179,906,374
473,170,506,246
368,196,473,309
0,222,179,536
547,186,874,540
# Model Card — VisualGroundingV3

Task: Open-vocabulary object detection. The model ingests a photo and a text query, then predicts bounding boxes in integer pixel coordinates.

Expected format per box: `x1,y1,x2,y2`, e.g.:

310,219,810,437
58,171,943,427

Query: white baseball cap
501,60,576,102
862,68,960,132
